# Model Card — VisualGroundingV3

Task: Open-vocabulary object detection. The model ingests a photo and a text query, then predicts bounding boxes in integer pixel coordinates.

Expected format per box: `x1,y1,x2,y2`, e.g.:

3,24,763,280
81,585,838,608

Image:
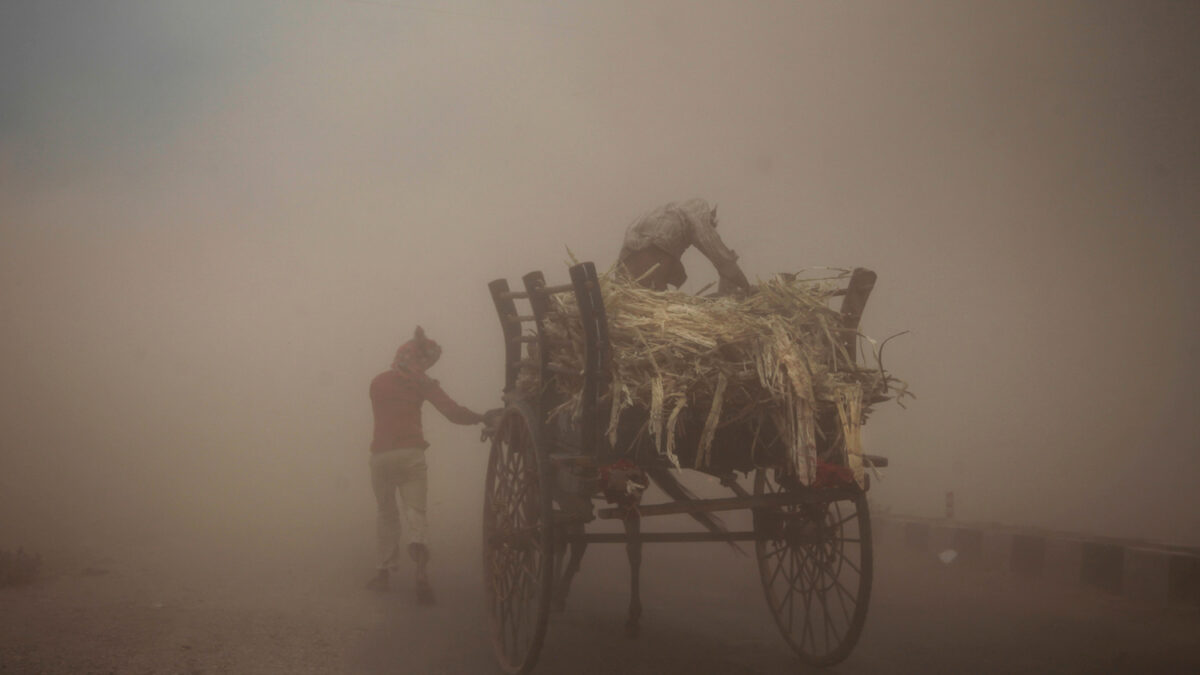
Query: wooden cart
483,263,890,673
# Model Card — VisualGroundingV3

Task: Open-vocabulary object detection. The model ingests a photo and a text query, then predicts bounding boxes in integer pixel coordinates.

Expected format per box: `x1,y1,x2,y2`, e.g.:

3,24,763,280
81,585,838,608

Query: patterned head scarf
391,326,442,373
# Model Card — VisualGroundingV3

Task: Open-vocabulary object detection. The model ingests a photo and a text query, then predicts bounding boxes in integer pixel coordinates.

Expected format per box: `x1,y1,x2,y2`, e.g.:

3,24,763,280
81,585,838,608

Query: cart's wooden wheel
753,469,873,667
483,402,554,675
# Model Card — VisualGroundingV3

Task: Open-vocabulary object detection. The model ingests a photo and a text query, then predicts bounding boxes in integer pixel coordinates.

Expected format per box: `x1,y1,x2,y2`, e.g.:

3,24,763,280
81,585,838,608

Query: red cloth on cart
813,460,856,488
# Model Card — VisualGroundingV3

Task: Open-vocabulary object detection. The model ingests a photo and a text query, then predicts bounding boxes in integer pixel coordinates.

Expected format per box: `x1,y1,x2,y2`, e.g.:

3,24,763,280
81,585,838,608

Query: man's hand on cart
480,408,504,442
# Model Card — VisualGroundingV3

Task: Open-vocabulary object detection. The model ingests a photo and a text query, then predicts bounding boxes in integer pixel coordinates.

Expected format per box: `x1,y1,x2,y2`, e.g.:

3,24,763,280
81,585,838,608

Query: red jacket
369,368,482,453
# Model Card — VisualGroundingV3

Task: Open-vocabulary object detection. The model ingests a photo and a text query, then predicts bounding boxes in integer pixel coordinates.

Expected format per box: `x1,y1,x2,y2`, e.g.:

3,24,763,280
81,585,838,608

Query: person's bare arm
424,379,485,425
690,221,751,292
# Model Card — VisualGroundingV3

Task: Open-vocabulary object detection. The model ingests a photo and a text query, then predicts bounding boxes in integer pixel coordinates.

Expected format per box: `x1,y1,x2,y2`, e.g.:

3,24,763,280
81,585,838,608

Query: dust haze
1,0,1198,661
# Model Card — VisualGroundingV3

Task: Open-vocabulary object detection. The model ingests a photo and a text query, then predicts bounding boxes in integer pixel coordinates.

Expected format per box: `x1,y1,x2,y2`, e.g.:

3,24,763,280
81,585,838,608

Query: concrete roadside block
1042,537,1084,588
903,520,930,552
1080,541,1124,595
1123,547,1171,605
933,526,980,565
1168,554,1200,606
1122,550,1200,607
1010,534,1047,579
928,523,958,558
957,528,986,565
978,530,1013,573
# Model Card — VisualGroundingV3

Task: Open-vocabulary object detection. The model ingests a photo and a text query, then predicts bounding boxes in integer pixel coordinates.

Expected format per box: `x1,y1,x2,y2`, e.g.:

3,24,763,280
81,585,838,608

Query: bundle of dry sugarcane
518,270,902,483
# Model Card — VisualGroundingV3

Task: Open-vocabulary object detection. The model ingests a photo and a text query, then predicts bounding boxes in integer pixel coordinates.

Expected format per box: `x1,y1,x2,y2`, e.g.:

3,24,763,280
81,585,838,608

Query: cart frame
482,263,889,674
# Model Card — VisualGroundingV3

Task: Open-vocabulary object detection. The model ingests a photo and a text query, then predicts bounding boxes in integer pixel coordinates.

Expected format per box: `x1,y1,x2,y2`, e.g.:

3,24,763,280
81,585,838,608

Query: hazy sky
2,0,1198,548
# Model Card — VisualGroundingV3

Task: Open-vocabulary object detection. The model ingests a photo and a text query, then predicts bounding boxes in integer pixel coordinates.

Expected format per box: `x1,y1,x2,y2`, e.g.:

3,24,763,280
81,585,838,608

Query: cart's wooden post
569,262,610,461
839,268,877,363
488,279,522,394
523,271,558,443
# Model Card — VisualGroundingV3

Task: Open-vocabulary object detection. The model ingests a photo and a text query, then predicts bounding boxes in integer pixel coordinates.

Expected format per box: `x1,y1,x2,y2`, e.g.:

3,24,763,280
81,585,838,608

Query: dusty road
2,511,1197,674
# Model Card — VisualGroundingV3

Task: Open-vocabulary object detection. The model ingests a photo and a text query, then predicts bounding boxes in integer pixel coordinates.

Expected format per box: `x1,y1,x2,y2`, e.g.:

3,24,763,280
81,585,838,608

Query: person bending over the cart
366,326,495,603
617,198,751,295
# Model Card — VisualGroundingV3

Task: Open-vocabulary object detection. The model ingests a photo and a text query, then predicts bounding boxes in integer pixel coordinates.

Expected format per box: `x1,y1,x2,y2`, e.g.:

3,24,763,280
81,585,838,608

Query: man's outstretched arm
690,221,751,292
424,380,485,425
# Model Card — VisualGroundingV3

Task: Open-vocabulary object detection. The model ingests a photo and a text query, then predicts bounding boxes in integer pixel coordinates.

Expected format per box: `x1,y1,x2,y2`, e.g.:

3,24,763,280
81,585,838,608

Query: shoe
416,580,435,605
366,570,388,592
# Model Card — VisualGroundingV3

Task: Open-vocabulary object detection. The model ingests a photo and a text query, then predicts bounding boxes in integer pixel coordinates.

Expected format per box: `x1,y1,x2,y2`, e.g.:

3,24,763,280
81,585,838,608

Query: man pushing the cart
366,326,497,603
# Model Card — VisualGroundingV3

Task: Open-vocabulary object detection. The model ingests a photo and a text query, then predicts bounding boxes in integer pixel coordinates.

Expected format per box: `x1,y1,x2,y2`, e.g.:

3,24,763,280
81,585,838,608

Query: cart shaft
564,531,765,544
596,487,860,520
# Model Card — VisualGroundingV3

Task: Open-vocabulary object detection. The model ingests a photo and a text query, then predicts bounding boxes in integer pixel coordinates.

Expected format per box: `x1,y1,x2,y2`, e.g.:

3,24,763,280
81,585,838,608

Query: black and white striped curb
873,516,1200,608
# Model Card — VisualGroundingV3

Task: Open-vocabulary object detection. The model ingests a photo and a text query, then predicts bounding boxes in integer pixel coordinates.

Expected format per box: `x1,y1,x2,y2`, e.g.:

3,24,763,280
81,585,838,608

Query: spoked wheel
483,403,555,675
753,468,873,667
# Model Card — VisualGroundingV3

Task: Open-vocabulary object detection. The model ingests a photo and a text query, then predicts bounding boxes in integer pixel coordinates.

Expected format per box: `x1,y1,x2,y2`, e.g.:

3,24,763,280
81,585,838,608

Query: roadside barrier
874,516,1200,608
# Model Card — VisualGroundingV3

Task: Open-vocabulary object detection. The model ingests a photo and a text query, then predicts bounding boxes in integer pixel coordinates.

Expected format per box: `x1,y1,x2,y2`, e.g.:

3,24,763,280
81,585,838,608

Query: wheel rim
754,469,873,666
483,406,553,674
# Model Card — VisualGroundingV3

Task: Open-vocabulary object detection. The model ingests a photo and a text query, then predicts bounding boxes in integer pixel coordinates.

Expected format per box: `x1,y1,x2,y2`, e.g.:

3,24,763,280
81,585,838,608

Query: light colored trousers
370,448,429,572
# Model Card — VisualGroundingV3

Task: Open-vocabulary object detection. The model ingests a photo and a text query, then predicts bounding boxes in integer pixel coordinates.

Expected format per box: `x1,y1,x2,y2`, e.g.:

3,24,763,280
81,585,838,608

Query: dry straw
519,270,903,484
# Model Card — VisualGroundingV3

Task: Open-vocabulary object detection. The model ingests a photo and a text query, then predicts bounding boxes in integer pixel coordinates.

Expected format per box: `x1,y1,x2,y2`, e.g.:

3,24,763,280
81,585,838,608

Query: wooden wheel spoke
518,554,541,590
832,548,863,579
496,556,518,602
831,558,854,627
764,546,789,598
499,426,524,468
506,479,534,521
487,458,507,505
829,507,858,530
816,558,862,634
808,544,860,604
787,547,812,596
499,567,525,656
784,549,798,634
815,556,835,651
492,446,519,505
799,553,818,651
517,476,541,521
499,447,523,492
505,592,521,658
